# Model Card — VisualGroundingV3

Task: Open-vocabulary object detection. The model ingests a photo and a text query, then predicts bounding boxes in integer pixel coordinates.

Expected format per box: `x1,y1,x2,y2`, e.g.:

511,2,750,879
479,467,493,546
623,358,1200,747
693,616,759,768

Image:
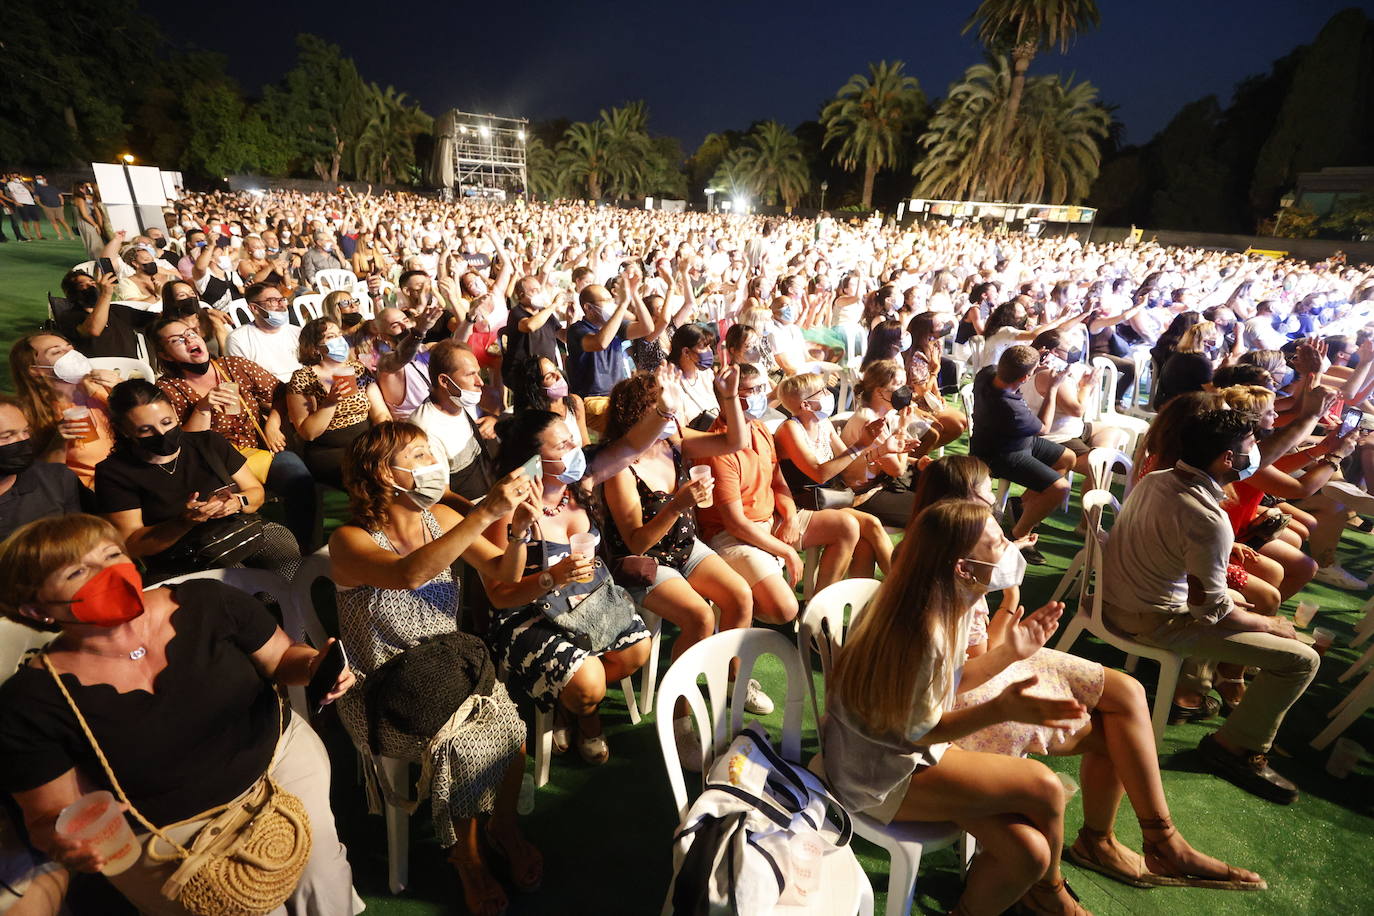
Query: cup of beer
331,368,356,399
219,381,241,415
62,406,98,444
56,791,139,876
568,532,597,583
689,465,714,508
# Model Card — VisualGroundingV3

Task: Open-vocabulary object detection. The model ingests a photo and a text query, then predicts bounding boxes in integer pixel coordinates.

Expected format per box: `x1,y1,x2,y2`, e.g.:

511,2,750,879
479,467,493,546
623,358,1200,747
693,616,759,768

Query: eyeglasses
161,328,203,347
252,297,289,309
337,299,359,308
738,385,766,397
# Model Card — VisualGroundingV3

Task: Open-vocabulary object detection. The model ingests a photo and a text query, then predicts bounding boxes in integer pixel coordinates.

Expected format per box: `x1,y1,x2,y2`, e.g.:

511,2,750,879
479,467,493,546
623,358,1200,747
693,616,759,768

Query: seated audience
0,396,81,540
227,283,304,383
9,332,119,490
410,341,500,501
57,268,154,361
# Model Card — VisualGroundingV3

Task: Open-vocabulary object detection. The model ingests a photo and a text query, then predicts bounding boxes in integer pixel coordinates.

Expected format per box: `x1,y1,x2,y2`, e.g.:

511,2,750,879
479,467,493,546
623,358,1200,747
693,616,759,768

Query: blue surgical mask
899,332,912,351
743,392,768,420
779,305,797,324
810,391,834,420
325,338,350,362
260,308,288,328
555,445,586,484
697,349,715,369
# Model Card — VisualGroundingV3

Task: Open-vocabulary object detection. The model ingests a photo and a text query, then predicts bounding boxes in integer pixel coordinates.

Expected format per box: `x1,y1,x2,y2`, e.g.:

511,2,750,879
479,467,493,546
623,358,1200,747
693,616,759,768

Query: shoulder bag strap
211,358,269,448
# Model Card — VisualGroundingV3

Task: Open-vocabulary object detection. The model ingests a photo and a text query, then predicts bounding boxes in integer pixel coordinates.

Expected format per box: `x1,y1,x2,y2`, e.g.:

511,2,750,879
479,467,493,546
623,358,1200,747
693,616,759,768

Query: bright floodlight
479,125,491,138
121,153,135,164
517,130,526,142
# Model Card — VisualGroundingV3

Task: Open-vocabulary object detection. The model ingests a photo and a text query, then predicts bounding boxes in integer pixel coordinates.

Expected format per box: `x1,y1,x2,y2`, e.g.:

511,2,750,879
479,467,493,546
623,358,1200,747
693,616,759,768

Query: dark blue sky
156,0,1361,151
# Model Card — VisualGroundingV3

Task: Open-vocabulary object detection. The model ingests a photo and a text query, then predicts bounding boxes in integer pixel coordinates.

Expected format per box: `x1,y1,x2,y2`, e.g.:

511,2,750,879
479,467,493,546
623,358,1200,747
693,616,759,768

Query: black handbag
534,527,639,653
362,631,495,752
793,485,856,511
162,438,266,570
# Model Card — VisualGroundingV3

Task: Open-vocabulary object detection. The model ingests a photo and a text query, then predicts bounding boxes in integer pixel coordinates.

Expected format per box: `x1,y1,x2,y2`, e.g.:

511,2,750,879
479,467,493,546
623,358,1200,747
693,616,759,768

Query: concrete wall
1093,226,1374,264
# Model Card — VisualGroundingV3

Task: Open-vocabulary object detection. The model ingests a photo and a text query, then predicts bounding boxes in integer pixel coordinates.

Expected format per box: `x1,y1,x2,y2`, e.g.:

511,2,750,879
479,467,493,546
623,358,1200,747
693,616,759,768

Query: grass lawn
2,229,1372,914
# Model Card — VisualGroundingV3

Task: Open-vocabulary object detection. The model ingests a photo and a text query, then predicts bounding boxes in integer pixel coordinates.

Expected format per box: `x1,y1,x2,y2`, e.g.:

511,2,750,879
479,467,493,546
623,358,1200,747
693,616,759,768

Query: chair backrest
1085,447,1134,498
1130,347,1153,409
207,303,241,328
797,579,881,730
153,567,293,603
763,416,785,434
88,356,157,384
314,269,358,294
288,549,333,647
1089,357,1118,421
292,293,324,327
963,335,986,371
655,628,808,818
1080,489,1121,625
958,383,975,432
233,303,253,327
0,620,57,685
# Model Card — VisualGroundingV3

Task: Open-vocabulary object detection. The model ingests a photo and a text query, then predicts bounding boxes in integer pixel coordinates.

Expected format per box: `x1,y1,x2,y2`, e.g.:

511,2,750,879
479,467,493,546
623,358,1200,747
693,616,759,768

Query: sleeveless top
605,447,696,568
778,415,842,493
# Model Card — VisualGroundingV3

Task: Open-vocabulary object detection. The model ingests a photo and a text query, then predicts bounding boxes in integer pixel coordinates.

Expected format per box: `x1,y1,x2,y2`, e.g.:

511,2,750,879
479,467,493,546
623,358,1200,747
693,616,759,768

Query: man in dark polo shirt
56,268,155,360
970,344,1074,563
565,278,667,432
502,276,563,388
0,397,82,538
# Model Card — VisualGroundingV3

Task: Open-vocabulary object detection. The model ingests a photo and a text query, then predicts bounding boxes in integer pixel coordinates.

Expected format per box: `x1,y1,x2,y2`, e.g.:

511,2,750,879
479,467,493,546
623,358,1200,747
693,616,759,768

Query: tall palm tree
963,0,1100,133
914,56,1107,204
556,121,610,199
598,101,656,198
820,60,926,209
721,121,810,208
352,84,431,185
524,136,561,199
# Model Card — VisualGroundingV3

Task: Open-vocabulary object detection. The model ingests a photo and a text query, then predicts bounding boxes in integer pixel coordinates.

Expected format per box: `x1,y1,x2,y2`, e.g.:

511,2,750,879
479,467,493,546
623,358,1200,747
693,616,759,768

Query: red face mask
66,562,145,627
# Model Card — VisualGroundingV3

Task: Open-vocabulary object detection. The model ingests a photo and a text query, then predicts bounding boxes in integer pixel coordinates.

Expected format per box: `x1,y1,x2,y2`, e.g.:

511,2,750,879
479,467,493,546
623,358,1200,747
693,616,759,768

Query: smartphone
209,483,237,502
306,640,348,715
521,454,543,481
96,257,115,276
1339,406,1364,438
1042,353,1069,374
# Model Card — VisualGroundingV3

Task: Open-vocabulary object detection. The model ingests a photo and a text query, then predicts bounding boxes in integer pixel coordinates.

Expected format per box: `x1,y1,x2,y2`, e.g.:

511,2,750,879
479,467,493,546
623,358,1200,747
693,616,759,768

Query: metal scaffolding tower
432,110,528,199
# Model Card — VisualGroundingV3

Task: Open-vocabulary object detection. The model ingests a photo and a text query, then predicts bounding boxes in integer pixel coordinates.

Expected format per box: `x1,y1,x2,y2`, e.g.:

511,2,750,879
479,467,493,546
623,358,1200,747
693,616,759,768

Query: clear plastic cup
55,790,139,876
1312,627,1336,656
331,368,356,399
779,826,824,905
218,381,241,415
568,533,596,583
1294,600,1319,628
689,465,714,508
62,406,98,444
1326,738,1365,778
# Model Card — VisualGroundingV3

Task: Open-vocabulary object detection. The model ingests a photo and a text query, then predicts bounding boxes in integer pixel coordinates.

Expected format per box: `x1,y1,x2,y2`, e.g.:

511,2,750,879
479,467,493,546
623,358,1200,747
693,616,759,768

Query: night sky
153,0,1361,151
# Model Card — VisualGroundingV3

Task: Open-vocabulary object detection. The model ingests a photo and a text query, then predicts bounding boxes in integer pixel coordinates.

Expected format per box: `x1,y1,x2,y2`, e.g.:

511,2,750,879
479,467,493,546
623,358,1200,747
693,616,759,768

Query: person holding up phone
286,317,390,489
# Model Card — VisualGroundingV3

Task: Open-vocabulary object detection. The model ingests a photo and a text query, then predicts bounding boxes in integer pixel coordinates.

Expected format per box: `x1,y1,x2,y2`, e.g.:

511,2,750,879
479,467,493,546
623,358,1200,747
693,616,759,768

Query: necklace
542,490,571,517
78,616,151,661
153,455,180,475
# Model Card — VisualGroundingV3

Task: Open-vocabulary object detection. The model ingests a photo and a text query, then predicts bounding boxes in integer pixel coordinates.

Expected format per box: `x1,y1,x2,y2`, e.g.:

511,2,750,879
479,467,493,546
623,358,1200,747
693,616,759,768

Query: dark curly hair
605,374,662,443
342,421,426,532
298,316,341,367
494,409,600,524
509,356,576,414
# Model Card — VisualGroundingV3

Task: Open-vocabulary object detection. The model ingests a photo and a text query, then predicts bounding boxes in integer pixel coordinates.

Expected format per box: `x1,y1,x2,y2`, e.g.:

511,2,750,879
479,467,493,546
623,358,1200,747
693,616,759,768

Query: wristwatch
507,524,532,544
538,571,555,590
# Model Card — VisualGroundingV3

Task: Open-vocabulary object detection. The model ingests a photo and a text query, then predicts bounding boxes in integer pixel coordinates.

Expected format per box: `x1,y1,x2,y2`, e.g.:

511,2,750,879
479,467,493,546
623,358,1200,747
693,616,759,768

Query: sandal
578,732,609,765
484,822,544,893
1013,877,1091,915
1138,816,1267,890
1168,694,1220,724
1065,826,1154,888
446,845,509,916
550,707,572,755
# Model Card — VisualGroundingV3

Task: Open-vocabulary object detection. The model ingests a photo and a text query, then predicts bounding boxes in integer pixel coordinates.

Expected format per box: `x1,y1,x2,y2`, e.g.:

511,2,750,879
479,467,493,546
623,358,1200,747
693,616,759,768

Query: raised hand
1003,602,1064,661
713,364,740,399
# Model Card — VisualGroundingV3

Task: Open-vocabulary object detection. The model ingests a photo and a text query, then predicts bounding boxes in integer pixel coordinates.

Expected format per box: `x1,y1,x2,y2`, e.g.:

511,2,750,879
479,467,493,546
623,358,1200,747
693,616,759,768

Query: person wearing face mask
159,278,233,356
766,283,809,377
839,361,925,525
905,457,1265,896
0,514,361,916
902,312,969,447
485,393,677,763
566,280,668,431
329,423,549,916
94,380,301,581
286,318,391,489
0,396,81,539
666,323,719,427
115,244,178,304
1152,321,1224,410
409,341,503,502
56,266,156,361
9,332,122,490
509,356,589,450
32,174,74,241
1103,410,1321,804
227,283,304,382
188,232,245,309
300,230,347,289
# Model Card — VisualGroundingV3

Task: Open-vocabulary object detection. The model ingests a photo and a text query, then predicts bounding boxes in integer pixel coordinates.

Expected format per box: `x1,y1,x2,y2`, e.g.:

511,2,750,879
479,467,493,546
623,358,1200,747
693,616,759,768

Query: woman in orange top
9,333,119,490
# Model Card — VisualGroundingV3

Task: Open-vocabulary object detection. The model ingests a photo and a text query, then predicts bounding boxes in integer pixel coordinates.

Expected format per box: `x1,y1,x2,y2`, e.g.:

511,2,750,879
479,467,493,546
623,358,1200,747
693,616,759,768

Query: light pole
819,180,828,212
119,153,146,233
705,188,716,213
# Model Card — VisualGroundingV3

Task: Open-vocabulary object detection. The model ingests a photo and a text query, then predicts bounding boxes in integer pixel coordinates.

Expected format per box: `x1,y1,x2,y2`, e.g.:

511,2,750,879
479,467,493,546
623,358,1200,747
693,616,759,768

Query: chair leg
1150,657,1182,748
883,842,923,916
1053,614,1088,654
621,676,641,725
960,832,977,876
1124,655,1140,673
1311,674,1374,750
380,758,410,894
1049,551,1084,603
1339,642,1374,683
639,625,663,719
534,707,553,788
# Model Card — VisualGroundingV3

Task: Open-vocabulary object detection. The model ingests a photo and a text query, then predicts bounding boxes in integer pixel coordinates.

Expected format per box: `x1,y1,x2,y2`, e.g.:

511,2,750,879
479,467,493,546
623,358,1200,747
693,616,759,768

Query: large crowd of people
1,181,1373,915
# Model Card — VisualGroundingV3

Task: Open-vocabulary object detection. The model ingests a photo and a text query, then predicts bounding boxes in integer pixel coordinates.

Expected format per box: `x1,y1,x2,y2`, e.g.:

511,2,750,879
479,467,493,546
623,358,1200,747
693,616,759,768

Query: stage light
479,125,491,138
121,153,135,164
517,130,526,142
460,126,469,134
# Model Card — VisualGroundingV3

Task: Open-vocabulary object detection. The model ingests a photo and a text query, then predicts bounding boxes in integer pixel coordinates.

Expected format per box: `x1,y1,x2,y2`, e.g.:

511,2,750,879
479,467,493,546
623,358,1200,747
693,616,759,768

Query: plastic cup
1294,600,1319,628
1326,738,1365,779
55,790,139,876
689,465,714,508
1312,627,1336,656
331,368,356,399
1055,771,1080,800
218,381,241,415
62,406,98,444
780,826,824,905
568,532,596,583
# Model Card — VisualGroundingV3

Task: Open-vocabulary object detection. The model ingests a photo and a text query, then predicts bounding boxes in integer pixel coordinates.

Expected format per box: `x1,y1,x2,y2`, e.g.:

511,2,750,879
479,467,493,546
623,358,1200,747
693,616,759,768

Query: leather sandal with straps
1065,825,1155,888
1138,816,1267,890
1013,877,1092,916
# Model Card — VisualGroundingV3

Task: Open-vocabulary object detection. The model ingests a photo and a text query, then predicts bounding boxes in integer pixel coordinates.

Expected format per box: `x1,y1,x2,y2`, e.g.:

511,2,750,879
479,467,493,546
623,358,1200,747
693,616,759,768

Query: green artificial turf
2,231,1372,914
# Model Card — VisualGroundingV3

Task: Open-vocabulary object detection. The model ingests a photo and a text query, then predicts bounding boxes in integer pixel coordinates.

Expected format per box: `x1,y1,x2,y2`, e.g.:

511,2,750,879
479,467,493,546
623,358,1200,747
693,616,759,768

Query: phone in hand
96,257,115,276
1339,405,1364,438
521,454,543,482
306,640,348,715
215,235,231,249
209,483,237,502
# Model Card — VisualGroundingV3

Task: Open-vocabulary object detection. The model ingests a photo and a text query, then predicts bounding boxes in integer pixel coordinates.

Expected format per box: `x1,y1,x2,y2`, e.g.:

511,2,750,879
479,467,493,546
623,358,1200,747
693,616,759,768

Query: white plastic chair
1088,358,1150,456
656,628,874,915
1049,492,1121,605
0,619,58,683
1350,594,1374,648
292,293,324,326
1311,666,1374,750
88,355,157,383
314,268,359,294
1054,490,1182,747
233,303,254,327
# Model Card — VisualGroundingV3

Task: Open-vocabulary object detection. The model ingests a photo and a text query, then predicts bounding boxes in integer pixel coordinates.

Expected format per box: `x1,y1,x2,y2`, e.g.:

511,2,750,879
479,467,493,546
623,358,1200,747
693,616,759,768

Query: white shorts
707,512,813,586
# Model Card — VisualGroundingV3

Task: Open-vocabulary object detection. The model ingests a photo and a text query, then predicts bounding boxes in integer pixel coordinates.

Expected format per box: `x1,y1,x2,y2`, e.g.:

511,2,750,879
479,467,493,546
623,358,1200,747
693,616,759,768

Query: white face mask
457,387,482,410
743,392,768,420
216,255,232,271
962,545,1026,592
599,301,618,323
392,462,447,509
808,391,835,421
1232,443,1261,482
39,349,92,384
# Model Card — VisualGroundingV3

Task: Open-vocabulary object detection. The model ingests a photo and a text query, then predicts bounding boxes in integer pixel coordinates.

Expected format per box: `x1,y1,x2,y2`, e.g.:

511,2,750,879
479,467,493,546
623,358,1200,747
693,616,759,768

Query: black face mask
177,360,211,376
153,237,167,249
341,312,364,329
0,439,34,476
172,299,199,317
890,386,914,411
1066,347,1084,364
140,262,158,276
135,425,182,457
75,287,100,308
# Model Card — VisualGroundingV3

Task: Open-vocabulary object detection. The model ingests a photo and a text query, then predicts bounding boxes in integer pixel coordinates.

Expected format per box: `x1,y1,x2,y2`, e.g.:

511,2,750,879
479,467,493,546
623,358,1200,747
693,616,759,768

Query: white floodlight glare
460,126,469,134
479,125,491,138
517,130,526,142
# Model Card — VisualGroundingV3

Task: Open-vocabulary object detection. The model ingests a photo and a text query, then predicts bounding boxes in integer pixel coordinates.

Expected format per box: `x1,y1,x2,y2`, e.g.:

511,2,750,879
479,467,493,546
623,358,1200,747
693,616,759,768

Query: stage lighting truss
444,111,529,198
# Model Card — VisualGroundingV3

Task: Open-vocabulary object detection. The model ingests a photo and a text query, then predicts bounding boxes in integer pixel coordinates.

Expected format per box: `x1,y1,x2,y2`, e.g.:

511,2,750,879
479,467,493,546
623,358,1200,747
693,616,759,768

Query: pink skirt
950,648,1105,757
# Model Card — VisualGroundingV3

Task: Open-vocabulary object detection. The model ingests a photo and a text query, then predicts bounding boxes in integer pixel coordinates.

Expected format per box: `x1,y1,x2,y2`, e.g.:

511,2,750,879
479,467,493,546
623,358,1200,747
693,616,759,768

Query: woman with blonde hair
1153,320,1227,409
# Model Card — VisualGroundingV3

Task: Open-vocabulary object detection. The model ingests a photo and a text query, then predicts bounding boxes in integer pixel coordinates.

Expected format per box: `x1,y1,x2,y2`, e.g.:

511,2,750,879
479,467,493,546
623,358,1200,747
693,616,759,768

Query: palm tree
914,56,1107,204
963,0,1101,133
524,136,561,199
598,101,655,198
556,121,610,199
820,60,926,209
351,84,431,185
719,121,810,208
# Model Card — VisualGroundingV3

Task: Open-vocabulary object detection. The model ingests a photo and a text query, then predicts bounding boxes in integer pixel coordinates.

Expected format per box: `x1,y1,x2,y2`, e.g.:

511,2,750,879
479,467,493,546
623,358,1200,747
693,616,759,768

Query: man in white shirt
5,174,42,240
1242,301,1290,351
227,283,303,382
409,340,496,501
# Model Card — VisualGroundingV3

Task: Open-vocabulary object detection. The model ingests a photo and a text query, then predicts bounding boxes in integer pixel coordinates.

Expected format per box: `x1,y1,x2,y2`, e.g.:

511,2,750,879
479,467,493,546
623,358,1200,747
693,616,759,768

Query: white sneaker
1314,564,1368,591
674,716,704,772
744,678,775,715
